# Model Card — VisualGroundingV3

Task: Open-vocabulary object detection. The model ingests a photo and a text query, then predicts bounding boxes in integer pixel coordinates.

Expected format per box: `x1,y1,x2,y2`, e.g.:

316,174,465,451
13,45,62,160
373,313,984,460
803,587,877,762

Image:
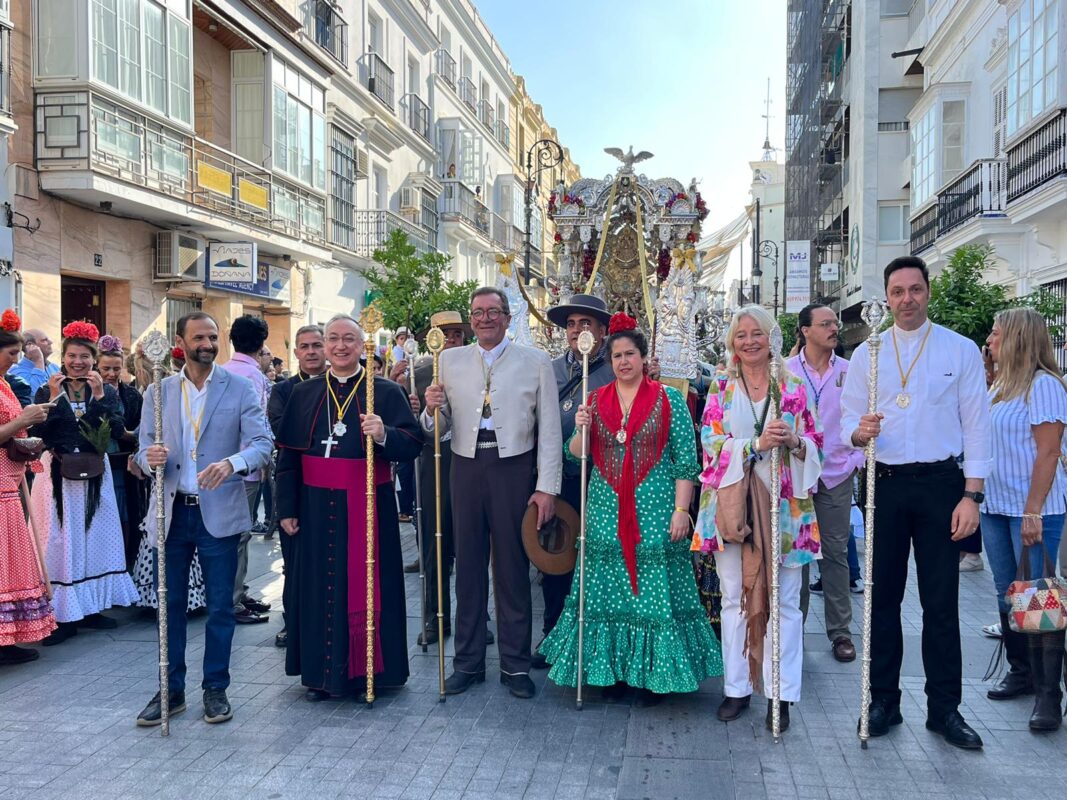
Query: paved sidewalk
1,527,1064,800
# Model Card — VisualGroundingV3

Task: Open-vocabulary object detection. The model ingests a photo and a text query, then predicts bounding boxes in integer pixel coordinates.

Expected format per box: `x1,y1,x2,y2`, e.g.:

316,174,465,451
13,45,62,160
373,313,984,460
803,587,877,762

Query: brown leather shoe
716,695,751,721
832,637,856,663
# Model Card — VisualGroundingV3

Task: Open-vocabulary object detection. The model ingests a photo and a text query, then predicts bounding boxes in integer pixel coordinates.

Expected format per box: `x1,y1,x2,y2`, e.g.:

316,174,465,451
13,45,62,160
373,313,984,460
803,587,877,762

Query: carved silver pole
768,324,783,741
858,298,886,748
143,330,170,737
403,338,429,653
574,328,595,711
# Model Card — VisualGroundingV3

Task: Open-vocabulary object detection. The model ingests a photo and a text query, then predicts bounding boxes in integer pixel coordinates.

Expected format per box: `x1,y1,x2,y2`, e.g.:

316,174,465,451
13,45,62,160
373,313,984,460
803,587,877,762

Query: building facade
750,155,785,314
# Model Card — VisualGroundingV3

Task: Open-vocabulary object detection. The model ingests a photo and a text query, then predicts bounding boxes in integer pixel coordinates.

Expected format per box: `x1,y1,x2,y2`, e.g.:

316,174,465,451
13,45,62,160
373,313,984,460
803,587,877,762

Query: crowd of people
1,254,1066,749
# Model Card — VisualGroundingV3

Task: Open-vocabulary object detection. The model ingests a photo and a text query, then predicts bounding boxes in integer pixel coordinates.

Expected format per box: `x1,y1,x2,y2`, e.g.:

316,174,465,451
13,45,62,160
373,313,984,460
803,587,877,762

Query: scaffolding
785,0,851,310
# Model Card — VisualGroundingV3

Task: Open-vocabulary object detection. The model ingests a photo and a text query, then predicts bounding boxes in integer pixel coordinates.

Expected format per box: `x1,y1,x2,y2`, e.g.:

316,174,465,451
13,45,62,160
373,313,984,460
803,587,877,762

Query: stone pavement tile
616,756,732,800
623,701,729,761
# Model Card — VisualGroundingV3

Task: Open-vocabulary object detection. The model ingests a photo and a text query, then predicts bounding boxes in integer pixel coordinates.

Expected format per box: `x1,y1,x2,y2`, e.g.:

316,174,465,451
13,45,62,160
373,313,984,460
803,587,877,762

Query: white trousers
715,542,804,702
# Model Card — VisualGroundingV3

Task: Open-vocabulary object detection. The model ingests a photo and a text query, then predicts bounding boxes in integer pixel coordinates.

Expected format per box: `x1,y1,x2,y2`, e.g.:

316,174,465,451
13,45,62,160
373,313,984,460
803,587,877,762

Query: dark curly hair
606,328,648,359
229,314,269,356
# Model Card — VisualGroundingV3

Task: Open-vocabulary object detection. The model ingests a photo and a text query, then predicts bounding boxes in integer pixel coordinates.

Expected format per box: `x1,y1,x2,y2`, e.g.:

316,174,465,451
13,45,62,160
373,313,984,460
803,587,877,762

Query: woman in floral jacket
693,305,823,733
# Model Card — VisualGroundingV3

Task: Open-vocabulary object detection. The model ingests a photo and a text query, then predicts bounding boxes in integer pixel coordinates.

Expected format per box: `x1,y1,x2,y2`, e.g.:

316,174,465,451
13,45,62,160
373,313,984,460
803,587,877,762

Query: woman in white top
981,307,1067,732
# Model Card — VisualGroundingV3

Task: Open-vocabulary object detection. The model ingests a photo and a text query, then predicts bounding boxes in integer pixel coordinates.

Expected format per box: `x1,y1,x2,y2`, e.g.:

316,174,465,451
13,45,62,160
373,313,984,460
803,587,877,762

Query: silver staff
574,328,595,710
858,298,887,748
403,337,429,653
425,326,447,701
142,330,170,736
768,324,784,741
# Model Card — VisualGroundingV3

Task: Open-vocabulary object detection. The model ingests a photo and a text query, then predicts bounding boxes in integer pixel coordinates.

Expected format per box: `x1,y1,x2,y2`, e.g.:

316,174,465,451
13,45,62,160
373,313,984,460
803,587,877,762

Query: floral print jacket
692,370,825,567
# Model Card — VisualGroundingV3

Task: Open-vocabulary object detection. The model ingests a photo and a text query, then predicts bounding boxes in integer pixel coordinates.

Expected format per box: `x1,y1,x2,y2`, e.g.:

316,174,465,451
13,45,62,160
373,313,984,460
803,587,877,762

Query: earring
732,353,740,364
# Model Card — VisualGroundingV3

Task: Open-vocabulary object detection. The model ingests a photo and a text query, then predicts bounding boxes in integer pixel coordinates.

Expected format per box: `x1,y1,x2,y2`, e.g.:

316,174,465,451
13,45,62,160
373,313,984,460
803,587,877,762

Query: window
329,126,358,250
878,203,910,243
407,56,420,96
166,296,202,344
168,15,191,124
911,106,936,207
368,12,382,54
373,167,388,210
941,100,965,184
233,51,264,164
144,3,166,113
421,191,438,243
993,83,1008,156
272,60,326,190
37,0,79,78
1007,0,1060,137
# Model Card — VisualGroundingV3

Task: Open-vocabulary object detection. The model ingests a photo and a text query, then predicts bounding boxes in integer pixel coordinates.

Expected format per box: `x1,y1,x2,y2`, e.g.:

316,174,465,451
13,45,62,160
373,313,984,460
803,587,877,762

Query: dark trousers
540,475,580,637
397,460,416,516
871,460,964,718
163,502,240,693
452,446,535,675
418,444,454,629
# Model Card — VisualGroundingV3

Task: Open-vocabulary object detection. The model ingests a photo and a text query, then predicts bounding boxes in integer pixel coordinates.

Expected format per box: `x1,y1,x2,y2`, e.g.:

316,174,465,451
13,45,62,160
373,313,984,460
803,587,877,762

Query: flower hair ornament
1,309,21,333
62,320,101,343
98,334,123,353
608,312,638,335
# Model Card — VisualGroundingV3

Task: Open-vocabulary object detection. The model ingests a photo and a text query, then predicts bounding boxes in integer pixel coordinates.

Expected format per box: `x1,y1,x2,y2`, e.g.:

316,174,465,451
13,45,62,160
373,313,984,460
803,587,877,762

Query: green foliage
928,243,1062,347
357,229,476,335
776,312,799,356
79,418,112,455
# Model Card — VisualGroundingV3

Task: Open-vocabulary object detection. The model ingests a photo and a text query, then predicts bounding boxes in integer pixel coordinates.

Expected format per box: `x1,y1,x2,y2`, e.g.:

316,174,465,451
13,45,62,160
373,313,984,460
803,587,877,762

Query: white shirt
840,320,992,479
478,336,509,430
177,365,247,494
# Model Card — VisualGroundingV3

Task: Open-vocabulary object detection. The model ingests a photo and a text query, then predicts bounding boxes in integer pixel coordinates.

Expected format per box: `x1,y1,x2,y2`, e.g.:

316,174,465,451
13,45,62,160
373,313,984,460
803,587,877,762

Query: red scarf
589,377,671,594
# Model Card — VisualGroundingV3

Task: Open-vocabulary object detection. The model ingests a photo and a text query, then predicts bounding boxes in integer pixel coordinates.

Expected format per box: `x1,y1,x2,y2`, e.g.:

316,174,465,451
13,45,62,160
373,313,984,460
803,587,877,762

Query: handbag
1005,544,1067,633
4,436,45,463
57,451,105,481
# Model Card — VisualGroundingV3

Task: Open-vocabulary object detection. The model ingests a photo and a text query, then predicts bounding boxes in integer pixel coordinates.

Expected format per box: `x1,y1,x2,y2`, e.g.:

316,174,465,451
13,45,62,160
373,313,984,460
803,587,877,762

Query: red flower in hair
608,312,638,335
171,347,185,361
62,321,100,343
1,309,20,332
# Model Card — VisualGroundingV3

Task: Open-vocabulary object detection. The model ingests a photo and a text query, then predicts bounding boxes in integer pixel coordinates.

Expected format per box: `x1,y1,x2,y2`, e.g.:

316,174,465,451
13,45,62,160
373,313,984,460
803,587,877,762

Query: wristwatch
962,490,985,504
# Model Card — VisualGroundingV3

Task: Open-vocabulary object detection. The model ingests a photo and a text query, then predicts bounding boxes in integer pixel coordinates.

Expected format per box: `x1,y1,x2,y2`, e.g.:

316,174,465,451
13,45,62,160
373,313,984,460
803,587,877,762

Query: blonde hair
724,305,790,380
990,307,1067,404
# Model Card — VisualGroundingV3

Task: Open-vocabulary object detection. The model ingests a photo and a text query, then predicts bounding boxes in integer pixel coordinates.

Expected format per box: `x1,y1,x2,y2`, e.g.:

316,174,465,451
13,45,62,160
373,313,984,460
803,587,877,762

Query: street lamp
523,138,564,285
758,240,780,317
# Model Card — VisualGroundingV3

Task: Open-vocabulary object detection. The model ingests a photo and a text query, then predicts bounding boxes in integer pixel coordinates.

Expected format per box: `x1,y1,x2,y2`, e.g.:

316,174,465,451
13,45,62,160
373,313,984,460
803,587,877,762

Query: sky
475,0,787,286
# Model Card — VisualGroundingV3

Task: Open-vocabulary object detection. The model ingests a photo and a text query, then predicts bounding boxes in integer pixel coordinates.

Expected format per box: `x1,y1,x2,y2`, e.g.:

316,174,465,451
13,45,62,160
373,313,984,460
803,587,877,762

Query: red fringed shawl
588,377,671,595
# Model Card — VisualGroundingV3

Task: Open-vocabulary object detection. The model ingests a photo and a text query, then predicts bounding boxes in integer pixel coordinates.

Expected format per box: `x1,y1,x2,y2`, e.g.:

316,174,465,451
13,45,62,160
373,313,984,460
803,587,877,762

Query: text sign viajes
785,240,812,313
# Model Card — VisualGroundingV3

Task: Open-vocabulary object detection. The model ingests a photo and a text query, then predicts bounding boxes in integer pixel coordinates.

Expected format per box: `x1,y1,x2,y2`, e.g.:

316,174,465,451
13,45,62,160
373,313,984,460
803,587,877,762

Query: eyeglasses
470,308,506,321
326,335,362,346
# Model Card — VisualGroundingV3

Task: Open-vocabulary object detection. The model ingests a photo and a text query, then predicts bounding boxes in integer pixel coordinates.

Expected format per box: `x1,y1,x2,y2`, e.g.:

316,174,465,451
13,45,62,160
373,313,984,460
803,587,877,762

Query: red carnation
62,320,100,343
608,312,637,335
1,309,20,332
171,347,185,361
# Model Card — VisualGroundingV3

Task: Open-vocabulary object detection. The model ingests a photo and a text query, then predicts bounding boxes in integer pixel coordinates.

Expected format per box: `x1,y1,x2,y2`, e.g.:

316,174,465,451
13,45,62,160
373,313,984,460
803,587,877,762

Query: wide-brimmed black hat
546,294,611,328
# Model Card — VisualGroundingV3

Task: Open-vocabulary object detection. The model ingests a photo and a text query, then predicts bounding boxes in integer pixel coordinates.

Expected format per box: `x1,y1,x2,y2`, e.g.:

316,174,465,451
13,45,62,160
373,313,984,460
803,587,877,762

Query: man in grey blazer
424,287,562,699
133,312,273,727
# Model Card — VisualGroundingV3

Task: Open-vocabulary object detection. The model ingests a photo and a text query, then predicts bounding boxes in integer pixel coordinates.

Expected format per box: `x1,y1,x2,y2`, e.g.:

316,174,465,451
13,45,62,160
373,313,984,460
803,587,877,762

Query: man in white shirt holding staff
842,256,992,750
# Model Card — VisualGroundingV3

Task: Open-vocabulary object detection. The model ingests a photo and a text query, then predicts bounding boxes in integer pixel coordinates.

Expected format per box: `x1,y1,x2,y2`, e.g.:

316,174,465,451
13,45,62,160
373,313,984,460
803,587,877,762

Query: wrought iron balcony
404,94,430,141
478,99,495,132
35,91,326,245
1007,109,1067,203
495,119,510,149
937,159,1006,237
363,52,395,109
309,0,347,67
439,179,490,237
909,203,938,255
352,210,434,258
458,77,477,112
435,49,456,89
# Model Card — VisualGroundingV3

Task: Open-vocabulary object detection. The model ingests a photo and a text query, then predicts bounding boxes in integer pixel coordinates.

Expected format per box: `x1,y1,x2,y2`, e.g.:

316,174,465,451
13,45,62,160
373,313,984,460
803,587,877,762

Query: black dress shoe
531,652,549,670
417,625,451,647
716,695,751,721
275,629,287,648
305,688,332,702
486,628,495,645
925,711,983,749
241,597,271,613
79,613,118,630
765,700,791,733
203,689,232,723
500,672,535,699
987,669,1033,700
235,606,268,625
136,690,186,727
0,645,40,665
41,622,78,646
862,699,903,737
403,560,420,574
443,670,485,695
635,689,665,708
601,682,629,702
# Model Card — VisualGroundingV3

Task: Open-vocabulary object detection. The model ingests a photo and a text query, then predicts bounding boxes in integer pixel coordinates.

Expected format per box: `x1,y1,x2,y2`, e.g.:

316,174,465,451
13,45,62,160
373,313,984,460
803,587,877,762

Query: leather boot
1029,631,1065,732
987,611,1033,700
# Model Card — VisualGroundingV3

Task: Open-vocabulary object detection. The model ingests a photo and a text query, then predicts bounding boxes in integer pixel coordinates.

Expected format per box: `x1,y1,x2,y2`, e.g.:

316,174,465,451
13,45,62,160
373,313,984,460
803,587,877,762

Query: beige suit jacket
422,340,562,495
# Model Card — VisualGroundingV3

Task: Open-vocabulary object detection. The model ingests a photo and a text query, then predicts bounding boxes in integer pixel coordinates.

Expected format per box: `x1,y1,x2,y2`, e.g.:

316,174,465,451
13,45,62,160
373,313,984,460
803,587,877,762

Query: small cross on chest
321,432,339,458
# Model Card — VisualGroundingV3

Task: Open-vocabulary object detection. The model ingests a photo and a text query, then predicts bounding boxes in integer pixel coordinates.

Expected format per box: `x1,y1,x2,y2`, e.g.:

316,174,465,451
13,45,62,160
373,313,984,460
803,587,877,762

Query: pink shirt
787,349,863,490
221,352,272,481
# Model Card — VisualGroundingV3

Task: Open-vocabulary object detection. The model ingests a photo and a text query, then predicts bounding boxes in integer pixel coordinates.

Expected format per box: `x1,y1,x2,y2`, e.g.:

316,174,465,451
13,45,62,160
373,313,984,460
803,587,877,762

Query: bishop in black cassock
276,363,423,700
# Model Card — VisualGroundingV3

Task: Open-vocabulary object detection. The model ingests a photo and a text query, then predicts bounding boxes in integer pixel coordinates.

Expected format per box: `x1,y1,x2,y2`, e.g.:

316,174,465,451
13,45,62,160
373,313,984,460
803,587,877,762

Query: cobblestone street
2,526,1064,800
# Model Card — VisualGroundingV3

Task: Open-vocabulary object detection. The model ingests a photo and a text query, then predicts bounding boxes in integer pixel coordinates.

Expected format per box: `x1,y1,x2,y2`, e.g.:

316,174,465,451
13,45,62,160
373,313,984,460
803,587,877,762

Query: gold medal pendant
895,392,911,409
616,429,627,445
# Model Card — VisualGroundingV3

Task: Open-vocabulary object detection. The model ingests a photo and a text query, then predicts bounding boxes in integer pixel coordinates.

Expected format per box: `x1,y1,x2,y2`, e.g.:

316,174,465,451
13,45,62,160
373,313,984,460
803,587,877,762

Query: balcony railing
435,49,456,89
495,119,510,149
439,179,490,236
363,52,395,109
1007,108,1067,203
478,99,495,131
909,203,938,255
353,210,434,258
458,77,477,112
309,0,347,67
490,213,525,252
35,91,326,245
404,94,430,141
937,159,1006,237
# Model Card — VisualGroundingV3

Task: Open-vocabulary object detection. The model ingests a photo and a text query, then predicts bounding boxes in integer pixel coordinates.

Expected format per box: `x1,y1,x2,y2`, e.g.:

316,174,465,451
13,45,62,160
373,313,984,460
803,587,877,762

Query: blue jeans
980,512,1065,614
161,502,239,693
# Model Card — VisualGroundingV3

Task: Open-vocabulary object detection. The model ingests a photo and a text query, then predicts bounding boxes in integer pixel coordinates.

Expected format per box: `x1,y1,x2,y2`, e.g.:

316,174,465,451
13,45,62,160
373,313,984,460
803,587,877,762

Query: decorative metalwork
758,240,781,316
358,304,384,707
768,323,784,741
404,337,428,654
574,328,595,710
524,138,565,284
425,326,448,701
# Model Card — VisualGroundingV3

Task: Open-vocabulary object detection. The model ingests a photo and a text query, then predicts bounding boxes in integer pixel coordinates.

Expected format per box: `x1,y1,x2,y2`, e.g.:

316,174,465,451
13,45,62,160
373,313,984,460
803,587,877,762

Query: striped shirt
983,372,1067,516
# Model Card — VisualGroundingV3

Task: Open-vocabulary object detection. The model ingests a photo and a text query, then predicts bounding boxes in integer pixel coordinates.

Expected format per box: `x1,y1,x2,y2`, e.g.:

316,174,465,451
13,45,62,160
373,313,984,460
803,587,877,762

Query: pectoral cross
321,432,339,459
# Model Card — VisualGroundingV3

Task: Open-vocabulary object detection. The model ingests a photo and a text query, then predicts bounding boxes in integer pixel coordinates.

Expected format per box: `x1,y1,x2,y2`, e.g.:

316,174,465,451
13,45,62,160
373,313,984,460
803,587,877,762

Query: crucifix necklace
322,369,364,457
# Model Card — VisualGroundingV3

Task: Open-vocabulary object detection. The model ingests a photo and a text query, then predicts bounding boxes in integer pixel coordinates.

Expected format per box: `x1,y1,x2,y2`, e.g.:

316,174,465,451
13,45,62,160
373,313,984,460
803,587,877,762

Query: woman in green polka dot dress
539,313,723,705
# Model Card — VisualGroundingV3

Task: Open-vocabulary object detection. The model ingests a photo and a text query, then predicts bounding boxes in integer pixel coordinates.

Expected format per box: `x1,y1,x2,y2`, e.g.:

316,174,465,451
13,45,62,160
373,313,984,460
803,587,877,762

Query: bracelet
674,506,689,514
1022,513,1042,522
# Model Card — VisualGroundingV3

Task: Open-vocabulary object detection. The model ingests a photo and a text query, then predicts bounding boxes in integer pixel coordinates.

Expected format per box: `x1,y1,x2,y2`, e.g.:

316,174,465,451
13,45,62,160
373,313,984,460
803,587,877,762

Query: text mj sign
785,240,811,313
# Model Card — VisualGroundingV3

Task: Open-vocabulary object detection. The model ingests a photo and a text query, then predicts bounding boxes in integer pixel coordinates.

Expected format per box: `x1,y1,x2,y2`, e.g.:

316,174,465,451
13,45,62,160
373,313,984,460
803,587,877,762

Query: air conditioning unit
154,231,206,281
399,186,420,211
